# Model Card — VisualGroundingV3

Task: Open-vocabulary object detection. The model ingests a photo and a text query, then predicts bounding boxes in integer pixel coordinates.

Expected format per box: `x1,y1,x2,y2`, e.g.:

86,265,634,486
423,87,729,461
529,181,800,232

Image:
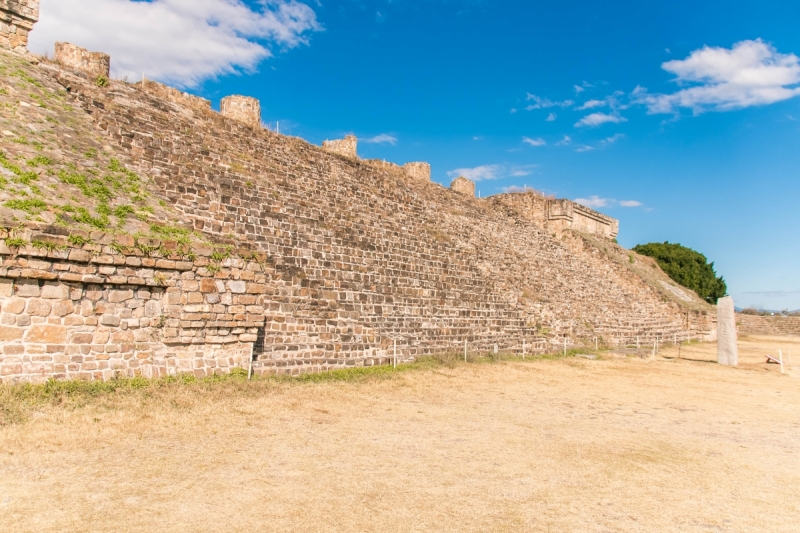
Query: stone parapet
736,313,800,336
141,79,211,114
404,162,430,181
0,0,38,52
54,42,110,79
322,135,358,158
450,176,475,197
220,95,261,128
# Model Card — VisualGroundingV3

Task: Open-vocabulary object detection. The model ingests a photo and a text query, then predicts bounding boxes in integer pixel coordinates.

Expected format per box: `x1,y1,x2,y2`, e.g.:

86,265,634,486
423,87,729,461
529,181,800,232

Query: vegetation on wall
633,242,727,304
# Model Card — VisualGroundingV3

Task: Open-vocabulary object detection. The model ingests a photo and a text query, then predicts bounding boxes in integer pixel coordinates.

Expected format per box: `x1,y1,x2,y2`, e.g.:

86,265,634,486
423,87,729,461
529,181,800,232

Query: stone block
41,282,69,299
15,279,40,297
0,325,23,342
220,95,261,128
108,289,134,303
0,279,12,298
2,297,26,314
228,280,246,294
24,325,68,344
25,299,51,317
716,296,738,366
100,315,121,327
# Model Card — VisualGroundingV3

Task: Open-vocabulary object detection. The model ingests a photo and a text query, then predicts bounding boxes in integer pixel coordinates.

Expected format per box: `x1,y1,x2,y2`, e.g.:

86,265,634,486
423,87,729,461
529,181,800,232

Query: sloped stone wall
6,57,716,382
736,314,800,337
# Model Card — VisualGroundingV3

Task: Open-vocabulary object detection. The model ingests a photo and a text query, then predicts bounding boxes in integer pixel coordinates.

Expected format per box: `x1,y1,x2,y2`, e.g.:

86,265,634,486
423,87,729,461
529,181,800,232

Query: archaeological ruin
0,3,719,383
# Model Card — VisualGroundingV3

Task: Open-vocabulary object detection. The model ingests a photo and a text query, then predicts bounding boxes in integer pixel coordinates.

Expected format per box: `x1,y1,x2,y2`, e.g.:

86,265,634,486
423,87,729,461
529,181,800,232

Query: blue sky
30,0,800,309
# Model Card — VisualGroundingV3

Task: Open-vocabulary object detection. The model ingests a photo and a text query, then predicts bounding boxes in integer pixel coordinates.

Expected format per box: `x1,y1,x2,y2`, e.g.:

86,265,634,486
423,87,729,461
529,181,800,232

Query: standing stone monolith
716,296,738,366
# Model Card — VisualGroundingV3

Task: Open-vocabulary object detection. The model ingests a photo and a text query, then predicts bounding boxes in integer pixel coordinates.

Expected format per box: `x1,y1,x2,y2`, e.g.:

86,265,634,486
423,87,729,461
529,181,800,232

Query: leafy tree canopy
632,241,727,304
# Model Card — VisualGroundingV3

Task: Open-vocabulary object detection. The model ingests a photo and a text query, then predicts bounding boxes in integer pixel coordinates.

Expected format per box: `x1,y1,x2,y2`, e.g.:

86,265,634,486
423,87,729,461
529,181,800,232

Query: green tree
632,242,727,304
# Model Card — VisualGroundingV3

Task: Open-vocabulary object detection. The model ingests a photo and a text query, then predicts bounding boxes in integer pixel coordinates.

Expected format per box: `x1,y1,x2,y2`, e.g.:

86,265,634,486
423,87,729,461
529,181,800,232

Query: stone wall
54,42,110,79
489,192,619,240
0,54,719,383
0,226,267,384
404,162,431,181
0,0,38,52
322,135,358,158
220,95,261,128
142,79,211,114
451,176,475,197
736,314,800,337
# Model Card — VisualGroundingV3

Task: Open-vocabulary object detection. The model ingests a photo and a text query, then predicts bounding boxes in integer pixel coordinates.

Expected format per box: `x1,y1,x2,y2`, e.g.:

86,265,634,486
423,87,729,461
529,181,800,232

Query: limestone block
41,282,69,299
54,42,111,79
716,296,738,366
450,176,475,197
0,325,23,341
0,278,12,297
220,95,261,128
0,0,39,52
24,325,67,344
403,162,431,181
2,297,25,314
322,135,358,158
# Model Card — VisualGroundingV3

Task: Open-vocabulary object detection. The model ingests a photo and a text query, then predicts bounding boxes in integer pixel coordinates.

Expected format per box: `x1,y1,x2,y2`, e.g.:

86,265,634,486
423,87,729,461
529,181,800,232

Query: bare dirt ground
1,335,799,532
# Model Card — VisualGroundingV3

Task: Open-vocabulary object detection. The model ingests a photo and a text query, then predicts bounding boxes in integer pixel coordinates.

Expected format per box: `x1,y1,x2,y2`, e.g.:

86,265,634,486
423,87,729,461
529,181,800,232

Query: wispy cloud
576,99,606,110
447,164,503,182
575,145,594,152
744,289,800,297
522,136,546,147
362,133,398,145
574,196,644,208
574,195,609,208
525,93,574,110
575,112,627,128
574,134,625,152
636,39,800,114
546,112,557,121
29,0,322,88
555,135,572,146
574,85,585,94
448,164,537,181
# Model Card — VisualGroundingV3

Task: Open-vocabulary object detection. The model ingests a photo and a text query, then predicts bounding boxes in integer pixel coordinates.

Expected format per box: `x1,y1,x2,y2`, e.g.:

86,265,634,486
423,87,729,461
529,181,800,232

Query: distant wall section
736,314,800,337
490,192,619,240
54,42,110,79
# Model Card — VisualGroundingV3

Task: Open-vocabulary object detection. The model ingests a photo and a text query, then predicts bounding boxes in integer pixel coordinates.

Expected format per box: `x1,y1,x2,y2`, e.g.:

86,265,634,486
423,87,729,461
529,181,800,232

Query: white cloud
510,108,518,114
619,200,642,207
639,39,800,114
575,145,594,152
600,133,625,145
575,113,627,127
29,0,321,88
546,112,557,121
577,99,606,110
510,164,538,177
447,164,503,182
525,93,574,110
574,85,585,94
522,136,546,147
574,196,609,208
501,185,528,193
363,134,398,145
555,135,572,146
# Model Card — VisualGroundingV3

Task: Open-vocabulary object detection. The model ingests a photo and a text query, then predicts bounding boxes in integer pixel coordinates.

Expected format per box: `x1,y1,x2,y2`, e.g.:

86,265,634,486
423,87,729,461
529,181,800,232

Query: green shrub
633,241,727,304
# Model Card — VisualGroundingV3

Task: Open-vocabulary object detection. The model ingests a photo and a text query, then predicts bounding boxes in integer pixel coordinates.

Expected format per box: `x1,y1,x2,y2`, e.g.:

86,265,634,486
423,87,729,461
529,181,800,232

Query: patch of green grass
30,239,64,252
108,158,125,172
0,151,38,185
11,136,28,145
12,69,42,87
26,155,53,167
74,207,109,230
58,169,114,201
114,204,135,220
4,236,27,248
149,223,191,243
4,198,47,214
67,234,91,246
84,148,98,158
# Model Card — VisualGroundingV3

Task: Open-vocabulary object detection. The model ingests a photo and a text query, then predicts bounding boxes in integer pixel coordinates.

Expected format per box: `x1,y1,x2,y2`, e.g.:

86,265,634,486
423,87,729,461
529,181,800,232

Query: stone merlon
0,0,39,52
322,135,358,158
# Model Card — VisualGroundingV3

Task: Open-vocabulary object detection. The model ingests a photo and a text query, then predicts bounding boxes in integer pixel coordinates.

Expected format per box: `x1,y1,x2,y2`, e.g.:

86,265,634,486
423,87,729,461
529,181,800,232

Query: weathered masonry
0,0,38,52
0,34,716,383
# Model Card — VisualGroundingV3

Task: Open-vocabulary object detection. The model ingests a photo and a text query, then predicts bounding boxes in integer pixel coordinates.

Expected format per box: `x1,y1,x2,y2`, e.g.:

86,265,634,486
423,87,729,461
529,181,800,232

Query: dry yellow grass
1,336,799,532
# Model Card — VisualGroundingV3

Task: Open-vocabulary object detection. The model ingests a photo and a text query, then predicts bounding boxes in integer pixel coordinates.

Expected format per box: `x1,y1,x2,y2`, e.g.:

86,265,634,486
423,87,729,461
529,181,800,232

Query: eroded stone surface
717,296,738,366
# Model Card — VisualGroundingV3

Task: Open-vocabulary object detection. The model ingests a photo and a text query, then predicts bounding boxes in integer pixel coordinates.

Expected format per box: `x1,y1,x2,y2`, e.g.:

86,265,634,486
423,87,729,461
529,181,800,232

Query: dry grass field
1,335,799,532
